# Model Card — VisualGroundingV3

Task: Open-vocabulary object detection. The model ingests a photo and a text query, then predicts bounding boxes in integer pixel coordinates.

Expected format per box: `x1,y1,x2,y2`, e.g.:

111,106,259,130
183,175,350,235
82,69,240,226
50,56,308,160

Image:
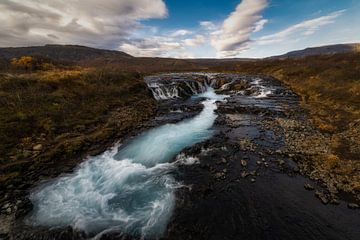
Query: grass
209,53,360,132
211,53,360,199
0,67,156,187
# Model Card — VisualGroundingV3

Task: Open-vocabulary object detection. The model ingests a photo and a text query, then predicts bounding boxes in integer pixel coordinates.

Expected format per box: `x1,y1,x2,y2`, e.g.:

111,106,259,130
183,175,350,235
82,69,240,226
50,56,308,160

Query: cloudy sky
1,0,359,58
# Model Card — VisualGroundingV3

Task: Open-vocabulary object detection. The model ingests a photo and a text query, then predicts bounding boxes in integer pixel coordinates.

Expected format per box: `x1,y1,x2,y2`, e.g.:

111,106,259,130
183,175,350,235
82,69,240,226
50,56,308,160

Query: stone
215,172,225,180
330,199,340,205
5,207,11,214
304,183,314,191
241,171,249,178
33,144,43,151
251,178,256,183
315,190,329,205
348,203,359,209
241,160,248,167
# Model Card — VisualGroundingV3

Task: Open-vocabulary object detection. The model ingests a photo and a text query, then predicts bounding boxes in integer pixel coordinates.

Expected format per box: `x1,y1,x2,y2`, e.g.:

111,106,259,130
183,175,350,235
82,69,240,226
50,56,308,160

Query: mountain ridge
269,43,360,59
0,44,133,62
1,43,359,63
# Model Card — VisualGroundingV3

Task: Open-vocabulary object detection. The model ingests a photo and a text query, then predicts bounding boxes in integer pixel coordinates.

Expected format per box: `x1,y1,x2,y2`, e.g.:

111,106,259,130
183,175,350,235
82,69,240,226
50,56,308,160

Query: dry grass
0,67,156,187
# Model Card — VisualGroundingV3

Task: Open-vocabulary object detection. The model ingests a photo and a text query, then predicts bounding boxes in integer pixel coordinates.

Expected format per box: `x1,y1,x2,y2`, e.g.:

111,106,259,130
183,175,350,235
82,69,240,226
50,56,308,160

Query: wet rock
275,149,282,154
214,172,225,180
347,203,359,209
304,183,314,191
32,144,43,151
240,160,248,167
330,199,340,205
241,171,249,178
278,160,285,166
293,166,300,173
239,139,256,151
315,190,329,205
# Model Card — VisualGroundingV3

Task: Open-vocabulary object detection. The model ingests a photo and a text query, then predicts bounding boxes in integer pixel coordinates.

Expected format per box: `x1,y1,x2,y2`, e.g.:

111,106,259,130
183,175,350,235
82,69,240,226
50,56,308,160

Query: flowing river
28,87,226,238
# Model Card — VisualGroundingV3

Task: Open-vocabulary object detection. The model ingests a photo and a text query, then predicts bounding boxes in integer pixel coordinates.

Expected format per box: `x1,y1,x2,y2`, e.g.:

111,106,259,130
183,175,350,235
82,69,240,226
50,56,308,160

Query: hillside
270,43,360,59
0,44,133,63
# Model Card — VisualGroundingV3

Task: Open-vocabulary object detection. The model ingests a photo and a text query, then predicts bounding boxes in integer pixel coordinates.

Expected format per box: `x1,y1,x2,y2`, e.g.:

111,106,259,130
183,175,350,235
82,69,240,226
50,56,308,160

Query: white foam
29,88,226,239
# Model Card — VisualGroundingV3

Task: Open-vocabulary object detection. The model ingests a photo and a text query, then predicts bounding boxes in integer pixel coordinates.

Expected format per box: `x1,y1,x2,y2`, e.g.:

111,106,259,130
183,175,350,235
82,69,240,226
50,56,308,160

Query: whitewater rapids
28,88,226,238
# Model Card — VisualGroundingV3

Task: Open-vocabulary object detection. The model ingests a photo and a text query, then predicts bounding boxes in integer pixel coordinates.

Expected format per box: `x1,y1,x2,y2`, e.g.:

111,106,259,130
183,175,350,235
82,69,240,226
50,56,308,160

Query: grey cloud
0,0,167,49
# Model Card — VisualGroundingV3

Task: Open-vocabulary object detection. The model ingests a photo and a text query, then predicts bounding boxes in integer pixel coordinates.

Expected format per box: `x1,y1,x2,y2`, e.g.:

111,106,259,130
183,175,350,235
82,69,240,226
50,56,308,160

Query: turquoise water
28,88,225,238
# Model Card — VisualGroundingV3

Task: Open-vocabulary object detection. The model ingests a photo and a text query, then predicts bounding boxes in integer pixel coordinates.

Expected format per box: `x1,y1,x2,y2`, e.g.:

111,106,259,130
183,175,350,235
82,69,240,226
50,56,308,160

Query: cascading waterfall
251,78,273,98
147,82,180,100
28,87,226,239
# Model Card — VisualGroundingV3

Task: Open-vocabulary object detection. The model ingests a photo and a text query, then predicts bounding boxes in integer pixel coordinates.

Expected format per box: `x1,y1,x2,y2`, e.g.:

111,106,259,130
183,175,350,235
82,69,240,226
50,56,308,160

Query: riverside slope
7,73,360,240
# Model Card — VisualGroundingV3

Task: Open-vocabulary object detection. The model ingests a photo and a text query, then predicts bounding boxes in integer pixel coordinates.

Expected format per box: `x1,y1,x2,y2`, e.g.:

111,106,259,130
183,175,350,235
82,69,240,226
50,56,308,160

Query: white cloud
254,19,268,32
119,37,184,57
183,35,206,46
211,0,268,57
170,29,193,37
200,21,217,30
257,10,345,45
0,0,167,48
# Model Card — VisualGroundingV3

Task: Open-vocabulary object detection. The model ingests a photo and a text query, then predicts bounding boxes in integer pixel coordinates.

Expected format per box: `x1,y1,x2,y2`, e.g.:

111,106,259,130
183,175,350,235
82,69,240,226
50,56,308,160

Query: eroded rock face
145,73,263,100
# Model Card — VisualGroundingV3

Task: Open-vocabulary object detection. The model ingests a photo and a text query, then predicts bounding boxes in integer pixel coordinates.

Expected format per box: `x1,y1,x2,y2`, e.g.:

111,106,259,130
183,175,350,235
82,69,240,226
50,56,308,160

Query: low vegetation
209,53,360,199
0,49,359,201
0,63,156,189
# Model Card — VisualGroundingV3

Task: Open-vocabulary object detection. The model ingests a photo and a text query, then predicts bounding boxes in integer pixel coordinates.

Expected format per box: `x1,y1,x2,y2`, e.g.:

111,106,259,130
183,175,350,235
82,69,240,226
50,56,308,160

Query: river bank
0,70,157,238
2,73,358,240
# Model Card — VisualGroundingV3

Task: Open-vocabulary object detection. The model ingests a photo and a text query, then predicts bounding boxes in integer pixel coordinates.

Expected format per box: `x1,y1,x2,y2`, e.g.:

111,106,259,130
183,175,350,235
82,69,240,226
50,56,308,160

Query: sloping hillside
0,45,133,63
270,43,360,59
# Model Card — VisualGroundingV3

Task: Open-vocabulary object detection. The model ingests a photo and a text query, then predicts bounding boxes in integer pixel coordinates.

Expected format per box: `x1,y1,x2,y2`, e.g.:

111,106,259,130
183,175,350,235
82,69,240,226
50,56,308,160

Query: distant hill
269,43,360,59
0,45,133,62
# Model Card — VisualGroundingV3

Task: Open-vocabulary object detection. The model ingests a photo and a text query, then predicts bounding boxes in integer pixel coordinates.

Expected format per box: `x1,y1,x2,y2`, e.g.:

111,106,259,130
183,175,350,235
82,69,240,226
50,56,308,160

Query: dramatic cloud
256,10,345,45
0,0,167,48
211,0,268,57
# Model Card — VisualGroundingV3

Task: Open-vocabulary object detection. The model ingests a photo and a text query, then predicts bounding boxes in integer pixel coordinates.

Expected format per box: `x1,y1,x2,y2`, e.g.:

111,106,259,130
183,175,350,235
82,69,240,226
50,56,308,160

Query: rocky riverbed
1,73,359,240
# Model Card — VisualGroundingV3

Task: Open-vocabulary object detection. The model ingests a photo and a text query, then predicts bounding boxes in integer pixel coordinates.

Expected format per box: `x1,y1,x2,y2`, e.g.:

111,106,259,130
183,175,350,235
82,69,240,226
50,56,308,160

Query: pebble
241,171,249,178
32,144,43,151
348,203,359,209
241,160,248,167
315,190,329,205
304,183,314,191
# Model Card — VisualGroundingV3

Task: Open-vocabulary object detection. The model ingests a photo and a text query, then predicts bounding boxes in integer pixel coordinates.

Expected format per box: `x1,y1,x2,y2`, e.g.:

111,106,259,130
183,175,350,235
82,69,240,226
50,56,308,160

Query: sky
0,0,359,58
